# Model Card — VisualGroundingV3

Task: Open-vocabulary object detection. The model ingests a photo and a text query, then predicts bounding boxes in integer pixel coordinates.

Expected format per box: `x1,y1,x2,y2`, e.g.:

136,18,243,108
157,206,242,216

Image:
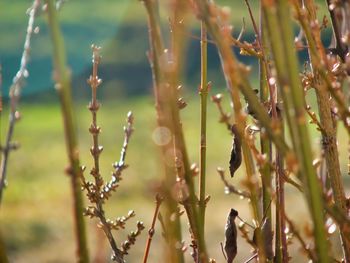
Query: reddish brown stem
143,194,163,263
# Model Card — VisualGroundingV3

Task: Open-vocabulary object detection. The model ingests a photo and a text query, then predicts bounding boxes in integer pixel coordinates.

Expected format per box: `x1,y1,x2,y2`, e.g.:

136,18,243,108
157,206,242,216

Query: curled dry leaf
224,208,238,263
229,124,242,177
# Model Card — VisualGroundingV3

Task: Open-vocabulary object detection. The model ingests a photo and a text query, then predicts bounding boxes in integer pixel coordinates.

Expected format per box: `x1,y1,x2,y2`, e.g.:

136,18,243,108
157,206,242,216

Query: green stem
258,6,273,261
142,1,187,262
242,142,266,262
259,29,272,224
168,2,209,261
45,1,89,262
262,0,330,261
198,20,208,240
275,115,288,263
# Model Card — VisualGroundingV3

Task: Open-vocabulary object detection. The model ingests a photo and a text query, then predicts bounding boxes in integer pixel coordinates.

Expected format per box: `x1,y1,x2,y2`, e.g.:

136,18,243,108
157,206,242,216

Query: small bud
177,97,187,109
190,163,199,176
211,93,223,103
34,26,40,34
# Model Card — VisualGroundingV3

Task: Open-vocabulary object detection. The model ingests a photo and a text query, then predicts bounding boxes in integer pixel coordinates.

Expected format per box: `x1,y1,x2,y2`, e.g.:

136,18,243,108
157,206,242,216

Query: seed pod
224,209,238,263
229,125,242,177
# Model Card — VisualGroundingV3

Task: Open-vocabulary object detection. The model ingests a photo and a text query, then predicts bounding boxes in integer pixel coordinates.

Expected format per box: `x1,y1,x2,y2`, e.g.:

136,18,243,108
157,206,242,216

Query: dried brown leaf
229,125,242,177
224,209,238,263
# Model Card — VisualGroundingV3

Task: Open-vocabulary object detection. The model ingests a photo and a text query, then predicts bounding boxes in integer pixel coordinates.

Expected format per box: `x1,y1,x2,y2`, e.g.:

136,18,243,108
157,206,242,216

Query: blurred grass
0,94,348,262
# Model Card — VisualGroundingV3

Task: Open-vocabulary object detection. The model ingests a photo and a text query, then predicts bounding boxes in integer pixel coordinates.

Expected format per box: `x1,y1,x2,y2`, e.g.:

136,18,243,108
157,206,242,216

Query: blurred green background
0,0,347,262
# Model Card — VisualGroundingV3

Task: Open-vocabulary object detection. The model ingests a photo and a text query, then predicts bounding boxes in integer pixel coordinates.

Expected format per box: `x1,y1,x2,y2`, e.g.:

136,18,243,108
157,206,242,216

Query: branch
217,167,251,199
0,0,41,205
45,1,90,261
143,194,163,263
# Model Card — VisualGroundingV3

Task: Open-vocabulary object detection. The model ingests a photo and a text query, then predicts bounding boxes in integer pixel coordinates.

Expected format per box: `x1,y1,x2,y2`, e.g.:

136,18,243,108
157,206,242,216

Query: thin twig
88,45,123,263
0,0,41,205
199,19,208,241
326,0,349,61
217,167,251,199
237,18,246,42
243,253,258,263
211,94,231,129
143,194,163,263
305,105,325,133
237,215,255,230
103,111,134,195
82,46,139,263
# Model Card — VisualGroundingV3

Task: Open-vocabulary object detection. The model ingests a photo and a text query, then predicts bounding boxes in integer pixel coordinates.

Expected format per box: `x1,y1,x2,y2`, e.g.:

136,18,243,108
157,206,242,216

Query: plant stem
0,0,40,205
296,0,350,260
258,5,272,220
198,20,208,240
258,5,273,260
141,1,185,262
143,1,211,261
262,0,330,261
143,194,163,263
45,1,89,262
241,141,266,262
275,121,288,263
87,45,125,263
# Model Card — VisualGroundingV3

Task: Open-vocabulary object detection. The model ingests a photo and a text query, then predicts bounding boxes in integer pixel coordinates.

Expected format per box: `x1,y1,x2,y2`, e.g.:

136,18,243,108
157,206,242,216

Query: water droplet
269,77,276,86
284,227,290,234
328,223,337,234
